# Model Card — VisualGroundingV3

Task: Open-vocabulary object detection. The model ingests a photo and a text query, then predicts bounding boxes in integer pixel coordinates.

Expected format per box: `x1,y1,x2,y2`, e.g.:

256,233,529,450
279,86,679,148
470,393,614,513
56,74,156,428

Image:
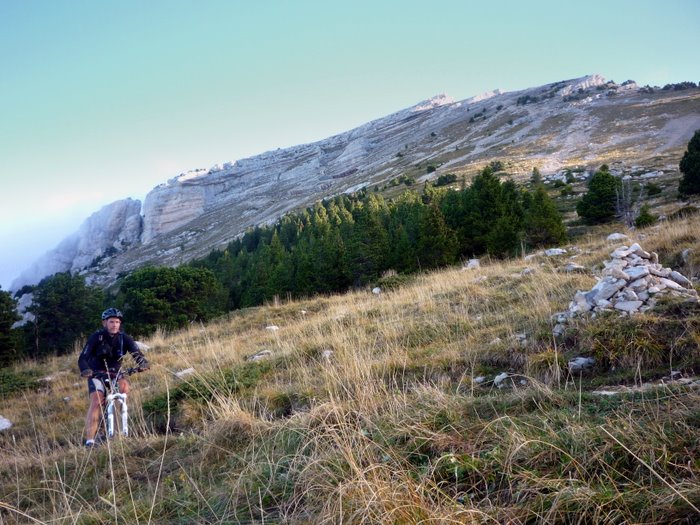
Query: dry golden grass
1,212,699,523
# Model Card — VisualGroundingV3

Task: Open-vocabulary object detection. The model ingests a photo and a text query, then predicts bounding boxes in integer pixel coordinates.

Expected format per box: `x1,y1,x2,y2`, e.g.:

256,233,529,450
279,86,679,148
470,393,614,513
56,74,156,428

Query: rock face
11,75,700,289
553,243,699,336
11,199,142,289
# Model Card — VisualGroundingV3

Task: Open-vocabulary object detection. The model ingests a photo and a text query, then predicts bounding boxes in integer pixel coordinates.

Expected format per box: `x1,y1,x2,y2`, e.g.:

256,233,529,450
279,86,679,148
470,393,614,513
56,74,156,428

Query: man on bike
78,307,149,447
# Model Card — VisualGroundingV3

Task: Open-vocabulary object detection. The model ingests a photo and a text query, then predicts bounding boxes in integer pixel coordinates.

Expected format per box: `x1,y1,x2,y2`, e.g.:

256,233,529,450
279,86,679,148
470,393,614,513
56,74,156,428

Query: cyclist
78,307,149,447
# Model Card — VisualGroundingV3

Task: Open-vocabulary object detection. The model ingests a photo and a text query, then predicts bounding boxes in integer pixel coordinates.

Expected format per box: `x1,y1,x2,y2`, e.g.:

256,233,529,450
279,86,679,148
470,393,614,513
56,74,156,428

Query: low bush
0,368,41,397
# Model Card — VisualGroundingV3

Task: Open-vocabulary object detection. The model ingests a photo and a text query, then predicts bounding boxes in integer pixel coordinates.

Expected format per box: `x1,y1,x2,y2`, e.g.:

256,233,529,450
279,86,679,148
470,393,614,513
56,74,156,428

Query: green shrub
560,184,574,196
668,206,700,221
433,173,458,187
635,204,657,228
0,369,41,397
571,300,700,373
142,360,274,432
646,182,662,196
376,272,415,291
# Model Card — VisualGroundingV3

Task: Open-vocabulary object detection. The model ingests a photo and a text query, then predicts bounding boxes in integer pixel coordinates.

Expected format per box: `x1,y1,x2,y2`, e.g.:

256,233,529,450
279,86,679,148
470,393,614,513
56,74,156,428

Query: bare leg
84,391,104,442
118,378,130,395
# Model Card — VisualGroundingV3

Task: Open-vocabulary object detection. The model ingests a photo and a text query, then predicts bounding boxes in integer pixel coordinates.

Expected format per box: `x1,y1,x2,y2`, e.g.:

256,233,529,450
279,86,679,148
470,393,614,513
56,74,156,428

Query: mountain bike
93,367,144,439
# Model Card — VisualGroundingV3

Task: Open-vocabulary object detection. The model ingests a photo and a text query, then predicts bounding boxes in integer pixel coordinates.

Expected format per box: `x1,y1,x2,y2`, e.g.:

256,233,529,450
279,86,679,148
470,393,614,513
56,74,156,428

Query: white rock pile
553,243,698,337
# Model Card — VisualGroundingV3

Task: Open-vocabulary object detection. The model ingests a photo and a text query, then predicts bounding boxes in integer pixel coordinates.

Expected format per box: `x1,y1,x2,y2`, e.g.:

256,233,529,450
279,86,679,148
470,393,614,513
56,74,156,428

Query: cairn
553,243,698,337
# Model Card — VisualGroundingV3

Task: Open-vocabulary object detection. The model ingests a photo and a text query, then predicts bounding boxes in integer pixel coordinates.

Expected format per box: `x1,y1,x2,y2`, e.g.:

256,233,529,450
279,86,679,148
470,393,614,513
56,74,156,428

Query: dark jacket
78,329,148,374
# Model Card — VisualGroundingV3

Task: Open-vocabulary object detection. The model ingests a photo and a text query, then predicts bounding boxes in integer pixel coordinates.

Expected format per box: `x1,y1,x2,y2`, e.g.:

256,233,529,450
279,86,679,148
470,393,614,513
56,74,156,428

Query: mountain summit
11,75,700,290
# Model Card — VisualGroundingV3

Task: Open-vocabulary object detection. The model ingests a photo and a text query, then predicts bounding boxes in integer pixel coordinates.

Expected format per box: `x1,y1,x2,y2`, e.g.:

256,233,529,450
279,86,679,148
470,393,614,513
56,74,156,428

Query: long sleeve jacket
78,329,148,374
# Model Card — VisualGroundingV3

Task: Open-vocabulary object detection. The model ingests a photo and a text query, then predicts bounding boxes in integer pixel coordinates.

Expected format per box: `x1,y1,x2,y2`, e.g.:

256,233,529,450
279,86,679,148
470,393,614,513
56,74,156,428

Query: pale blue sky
1,0,699,288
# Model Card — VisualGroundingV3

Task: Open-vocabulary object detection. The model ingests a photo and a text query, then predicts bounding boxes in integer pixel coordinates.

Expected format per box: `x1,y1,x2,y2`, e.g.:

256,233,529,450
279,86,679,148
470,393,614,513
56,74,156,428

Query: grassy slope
1,215,700,523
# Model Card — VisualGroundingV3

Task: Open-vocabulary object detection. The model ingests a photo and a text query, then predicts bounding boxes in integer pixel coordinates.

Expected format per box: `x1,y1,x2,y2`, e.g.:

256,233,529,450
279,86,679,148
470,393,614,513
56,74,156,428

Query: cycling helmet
101,307,123,321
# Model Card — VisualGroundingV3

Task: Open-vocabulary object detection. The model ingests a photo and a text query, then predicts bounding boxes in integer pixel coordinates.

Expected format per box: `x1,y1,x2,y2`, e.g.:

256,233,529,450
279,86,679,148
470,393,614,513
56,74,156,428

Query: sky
1,0,699,289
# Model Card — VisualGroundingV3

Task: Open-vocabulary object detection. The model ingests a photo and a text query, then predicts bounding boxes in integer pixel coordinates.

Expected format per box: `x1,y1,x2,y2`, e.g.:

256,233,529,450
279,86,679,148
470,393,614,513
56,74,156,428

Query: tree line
2,129,699,366
0,166,566,362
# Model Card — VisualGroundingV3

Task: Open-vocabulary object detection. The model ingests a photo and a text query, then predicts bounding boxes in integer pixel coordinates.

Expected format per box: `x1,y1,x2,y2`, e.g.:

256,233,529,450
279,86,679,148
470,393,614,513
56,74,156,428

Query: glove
80,369,94,378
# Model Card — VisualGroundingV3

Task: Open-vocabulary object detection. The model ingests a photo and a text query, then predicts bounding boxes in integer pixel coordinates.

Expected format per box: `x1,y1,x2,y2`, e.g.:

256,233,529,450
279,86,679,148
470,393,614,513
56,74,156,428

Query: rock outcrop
11,199,142,289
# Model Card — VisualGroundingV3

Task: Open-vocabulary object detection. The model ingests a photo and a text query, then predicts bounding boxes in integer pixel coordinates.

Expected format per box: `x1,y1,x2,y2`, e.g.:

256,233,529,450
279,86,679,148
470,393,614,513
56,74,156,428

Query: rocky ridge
10,75,700,289
15,199,142,288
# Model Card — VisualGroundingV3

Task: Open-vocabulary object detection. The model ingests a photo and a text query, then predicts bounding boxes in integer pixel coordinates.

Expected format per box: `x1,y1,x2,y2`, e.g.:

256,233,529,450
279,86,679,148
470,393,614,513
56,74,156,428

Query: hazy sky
1,0,699,289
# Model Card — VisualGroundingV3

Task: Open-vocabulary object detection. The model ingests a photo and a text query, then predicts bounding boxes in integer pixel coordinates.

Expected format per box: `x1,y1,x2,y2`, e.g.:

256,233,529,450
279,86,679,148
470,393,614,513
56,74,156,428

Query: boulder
562,263,587,273
0,416,12,431
607,233,629,242
465,259,480,270
568,356,595,373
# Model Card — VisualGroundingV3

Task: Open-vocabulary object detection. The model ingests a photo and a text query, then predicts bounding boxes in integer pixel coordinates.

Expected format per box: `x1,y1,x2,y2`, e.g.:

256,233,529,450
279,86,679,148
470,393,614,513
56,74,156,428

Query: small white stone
249,350,273,362
545,248,567,256
175,367,195,378
494,372,510,388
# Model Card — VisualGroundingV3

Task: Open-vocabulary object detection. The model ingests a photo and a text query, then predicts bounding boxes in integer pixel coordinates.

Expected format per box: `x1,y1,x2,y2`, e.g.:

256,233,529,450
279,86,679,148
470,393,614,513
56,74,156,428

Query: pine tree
417,204,459,268
464,166,505,254
524,186,568,247
27,273,104,357
576,165,621,224
267,231,293,297
679,129,700,195
347,196,391,285
0,288,21,365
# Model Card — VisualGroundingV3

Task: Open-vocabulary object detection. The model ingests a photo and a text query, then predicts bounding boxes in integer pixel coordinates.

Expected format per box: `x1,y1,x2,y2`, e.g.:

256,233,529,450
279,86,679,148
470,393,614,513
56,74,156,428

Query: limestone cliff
11,199,142,289
12,75,700,289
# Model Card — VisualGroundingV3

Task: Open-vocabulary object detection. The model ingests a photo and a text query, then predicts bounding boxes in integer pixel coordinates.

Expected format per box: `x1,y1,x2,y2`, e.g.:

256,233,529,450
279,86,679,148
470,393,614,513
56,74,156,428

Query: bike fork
106,393,129,438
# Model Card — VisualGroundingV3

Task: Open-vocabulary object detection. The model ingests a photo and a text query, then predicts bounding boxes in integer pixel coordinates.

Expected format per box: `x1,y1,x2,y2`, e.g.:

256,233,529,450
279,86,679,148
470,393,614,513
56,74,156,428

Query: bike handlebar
92,367,146,380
